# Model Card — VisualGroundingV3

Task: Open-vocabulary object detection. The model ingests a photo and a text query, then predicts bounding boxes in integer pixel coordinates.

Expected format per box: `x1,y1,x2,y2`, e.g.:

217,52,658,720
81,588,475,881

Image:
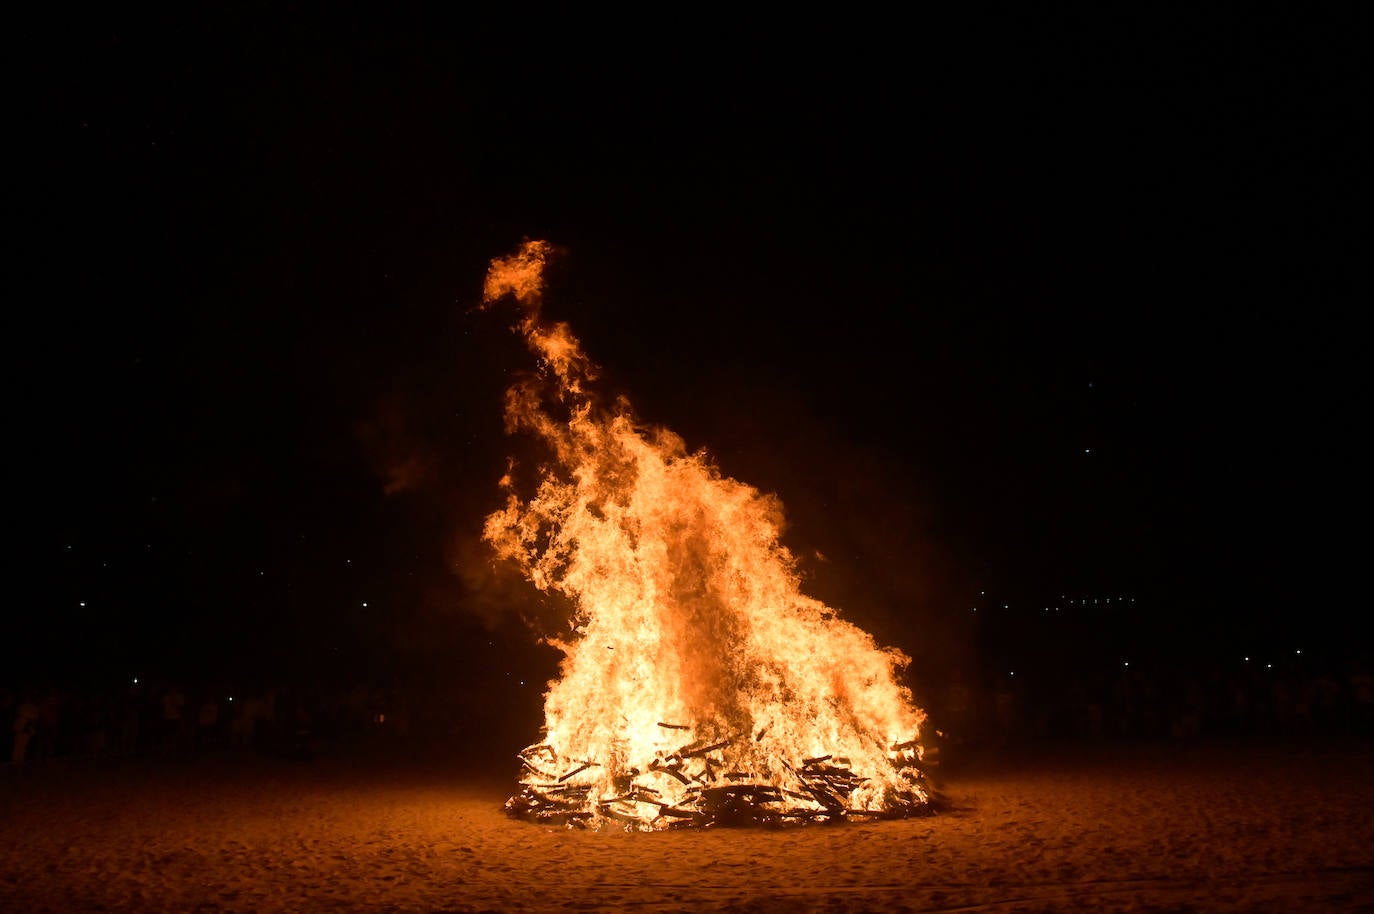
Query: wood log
520,759,557,779
558,762,594,782
682,739,731,758
509,742,935,829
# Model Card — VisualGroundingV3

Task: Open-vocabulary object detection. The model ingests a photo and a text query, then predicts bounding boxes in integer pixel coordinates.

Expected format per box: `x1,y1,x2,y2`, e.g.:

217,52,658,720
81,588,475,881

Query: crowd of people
926,655,1374,755
5,655,1372,773
0,674,531,772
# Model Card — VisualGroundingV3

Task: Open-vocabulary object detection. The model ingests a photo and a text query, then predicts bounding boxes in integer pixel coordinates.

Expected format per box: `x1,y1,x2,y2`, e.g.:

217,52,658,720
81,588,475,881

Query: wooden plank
558,762,594,782
682,739,730,758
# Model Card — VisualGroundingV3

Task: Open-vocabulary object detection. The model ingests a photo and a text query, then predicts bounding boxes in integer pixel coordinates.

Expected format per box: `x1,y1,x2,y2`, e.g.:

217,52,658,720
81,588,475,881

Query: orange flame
484,240,930,828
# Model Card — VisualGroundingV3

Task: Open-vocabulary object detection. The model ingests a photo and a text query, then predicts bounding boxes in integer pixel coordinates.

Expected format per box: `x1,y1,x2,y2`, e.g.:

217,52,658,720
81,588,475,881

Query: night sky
20,10,1362,697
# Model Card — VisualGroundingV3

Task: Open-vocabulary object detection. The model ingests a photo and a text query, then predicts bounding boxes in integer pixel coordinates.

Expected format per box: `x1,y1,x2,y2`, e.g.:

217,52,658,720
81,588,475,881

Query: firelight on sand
480,240,933,829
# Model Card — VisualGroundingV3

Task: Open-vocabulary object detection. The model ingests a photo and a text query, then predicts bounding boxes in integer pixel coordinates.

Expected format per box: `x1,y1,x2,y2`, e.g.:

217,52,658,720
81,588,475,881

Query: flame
483,240,931,829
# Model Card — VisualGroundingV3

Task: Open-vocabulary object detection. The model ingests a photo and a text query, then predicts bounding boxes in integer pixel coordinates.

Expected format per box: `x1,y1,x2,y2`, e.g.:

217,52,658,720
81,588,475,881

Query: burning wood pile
506,727,934,829
481,241,938,831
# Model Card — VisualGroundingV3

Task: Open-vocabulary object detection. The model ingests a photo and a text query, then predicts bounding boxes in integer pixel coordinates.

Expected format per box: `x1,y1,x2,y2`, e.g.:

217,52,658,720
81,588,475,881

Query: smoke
355,394,438,495
350,247,589,636
447,525,577,633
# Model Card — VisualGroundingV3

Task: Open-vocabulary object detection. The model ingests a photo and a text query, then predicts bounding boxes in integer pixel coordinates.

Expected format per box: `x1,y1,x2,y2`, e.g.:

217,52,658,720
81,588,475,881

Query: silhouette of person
11,692,40,765
160,683,186,754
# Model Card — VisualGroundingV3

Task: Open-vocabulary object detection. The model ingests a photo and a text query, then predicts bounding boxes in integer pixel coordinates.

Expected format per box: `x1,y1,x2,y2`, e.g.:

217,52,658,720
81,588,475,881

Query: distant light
132,677,139,685
1295,649,1302,655
980,591,985,595
1009,671,1015,677
1084,448,1092,455
1266,663,1273,669
1123,661,1130,668
227,696,234,702
79,601,86,607
362,602,368,607
1244,657,1250,662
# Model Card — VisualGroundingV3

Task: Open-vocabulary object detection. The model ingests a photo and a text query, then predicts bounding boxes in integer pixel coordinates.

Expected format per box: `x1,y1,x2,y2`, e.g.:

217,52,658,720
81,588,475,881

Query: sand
2,739,1372,913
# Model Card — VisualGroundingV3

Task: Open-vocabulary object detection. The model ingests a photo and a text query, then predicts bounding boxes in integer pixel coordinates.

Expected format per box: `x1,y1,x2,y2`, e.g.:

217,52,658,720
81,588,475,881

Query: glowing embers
505,727,934,830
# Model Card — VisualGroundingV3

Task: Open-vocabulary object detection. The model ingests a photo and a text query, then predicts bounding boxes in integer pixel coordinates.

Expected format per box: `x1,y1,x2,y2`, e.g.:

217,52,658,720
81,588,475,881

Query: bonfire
481,240,934,829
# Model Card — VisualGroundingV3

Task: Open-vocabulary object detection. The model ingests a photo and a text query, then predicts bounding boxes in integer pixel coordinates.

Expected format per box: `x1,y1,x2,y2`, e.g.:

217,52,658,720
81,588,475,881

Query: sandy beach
3,737,1371,913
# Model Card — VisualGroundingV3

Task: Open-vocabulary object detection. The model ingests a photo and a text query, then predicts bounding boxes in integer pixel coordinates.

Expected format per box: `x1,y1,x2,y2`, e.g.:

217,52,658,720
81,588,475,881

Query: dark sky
20,10,1363,691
